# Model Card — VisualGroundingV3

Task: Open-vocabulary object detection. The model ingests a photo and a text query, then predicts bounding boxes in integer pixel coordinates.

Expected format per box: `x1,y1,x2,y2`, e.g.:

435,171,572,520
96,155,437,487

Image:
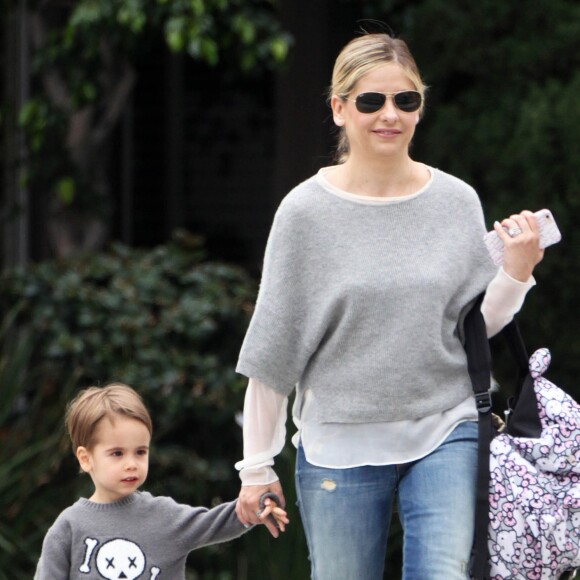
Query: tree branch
29,10,72,113
93,58,136,148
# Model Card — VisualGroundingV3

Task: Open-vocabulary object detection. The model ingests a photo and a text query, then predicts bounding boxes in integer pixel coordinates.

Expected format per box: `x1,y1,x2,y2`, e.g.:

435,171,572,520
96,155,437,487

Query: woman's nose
379,96,399,120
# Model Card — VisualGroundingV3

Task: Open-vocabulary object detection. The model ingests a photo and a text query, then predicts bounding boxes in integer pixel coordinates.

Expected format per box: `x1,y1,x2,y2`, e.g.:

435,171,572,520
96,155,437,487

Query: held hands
494,210,544,282
236,481,289,538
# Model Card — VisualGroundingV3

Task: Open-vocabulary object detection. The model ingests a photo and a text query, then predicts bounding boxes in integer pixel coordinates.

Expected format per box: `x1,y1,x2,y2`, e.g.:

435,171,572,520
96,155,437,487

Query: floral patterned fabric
488,348,580,579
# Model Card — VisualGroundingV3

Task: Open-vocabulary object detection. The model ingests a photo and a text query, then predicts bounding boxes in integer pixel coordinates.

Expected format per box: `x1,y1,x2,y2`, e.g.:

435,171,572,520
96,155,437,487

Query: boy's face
77,415,150,503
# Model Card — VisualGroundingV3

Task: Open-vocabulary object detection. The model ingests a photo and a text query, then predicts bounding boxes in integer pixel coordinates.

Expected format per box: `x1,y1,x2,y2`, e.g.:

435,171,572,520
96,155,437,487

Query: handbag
465,295,580,580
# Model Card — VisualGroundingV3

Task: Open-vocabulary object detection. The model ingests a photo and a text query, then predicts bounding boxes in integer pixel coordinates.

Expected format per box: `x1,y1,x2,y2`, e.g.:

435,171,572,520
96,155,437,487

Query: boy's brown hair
65,383,153,451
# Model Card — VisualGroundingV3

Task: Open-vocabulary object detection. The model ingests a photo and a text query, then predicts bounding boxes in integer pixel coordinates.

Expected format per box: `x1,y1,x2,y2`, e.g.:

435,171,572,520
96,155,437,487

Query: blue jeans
295,421,478,580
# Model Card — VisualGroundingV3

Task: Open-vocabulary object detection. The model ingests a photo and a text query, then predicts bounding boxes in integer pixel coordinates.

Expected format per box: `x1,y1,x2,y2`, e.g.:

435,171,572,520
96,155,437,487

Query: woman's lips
374,128,401,137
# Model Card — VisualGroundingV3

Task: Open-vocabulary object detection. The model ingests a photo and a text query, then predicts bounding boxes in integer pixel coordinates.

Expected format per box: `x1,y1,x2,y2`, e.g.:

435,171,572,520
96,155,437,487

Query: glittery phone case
483,209,562,266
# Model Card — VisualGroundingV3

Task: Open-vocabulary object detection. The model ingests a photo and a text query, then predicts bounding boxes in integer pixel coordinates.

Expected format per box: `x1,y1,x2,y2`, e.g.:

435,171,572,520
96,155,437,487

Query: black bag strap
500,321,542,439
464,295,494,580
501,317,529,377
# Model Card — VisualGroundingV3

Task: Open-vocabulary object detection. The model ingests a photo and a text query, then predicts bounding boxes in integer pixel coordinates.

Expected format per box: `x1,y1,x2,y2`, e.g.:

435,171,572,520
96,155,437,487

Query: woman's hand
494,210,544,281
236,480,286,538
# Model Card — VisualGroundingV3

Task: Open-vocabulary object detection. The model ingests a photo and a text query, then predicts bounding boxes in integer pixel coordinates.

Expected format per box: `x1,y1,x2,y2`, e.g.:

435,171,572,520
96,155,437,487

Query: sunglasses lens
355,92,386,114
353,91,422,114
394,91,422,112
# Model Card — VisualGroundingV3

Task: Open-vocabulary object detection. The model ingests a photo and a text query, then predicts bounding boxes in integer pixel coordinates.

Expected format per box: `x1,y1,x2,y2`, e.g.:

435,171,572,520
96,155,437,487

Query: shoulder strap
500,321,542,438
464,295,493,580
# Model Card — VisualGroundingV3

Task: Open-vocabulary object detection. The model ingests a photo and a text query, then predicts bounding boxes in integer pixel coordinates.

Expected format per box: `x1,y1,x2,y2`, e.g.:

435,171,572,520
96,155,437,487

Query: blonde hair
329,33,426,163
65,383,152,451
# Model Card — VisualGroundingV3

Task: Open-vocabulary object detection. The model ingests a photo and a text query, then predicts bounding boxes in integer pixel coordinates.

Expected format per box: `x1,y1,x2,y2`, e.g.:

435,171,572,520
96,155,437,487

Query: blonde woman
235,32,543,579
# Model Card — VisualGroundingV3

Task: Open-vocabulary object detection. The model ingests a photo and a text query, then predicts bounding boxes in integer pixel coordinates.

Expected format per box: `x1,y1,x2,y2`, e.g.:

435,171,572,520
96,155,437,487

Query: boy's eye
137,449,148,456
111,450,123,457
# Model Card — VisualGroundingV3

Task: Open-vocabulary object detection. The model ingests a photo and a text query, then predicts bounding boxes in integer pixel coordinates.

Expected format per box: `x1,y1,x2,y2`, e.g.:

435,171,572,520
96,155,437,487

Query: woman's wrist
239,465,279,486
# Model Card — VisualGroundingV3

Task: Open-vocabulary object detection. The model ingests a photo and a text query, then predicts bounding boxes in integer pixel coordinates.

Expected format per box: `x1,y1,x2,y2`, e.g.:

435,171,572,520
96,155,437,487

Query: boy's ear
76,446,91,472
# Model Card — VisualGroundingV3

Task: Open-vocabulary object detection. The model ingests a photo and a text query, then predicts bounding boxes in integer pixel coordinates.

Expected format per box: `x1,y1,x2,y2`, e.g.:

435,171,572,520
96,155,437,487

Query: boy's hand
257,492,289,535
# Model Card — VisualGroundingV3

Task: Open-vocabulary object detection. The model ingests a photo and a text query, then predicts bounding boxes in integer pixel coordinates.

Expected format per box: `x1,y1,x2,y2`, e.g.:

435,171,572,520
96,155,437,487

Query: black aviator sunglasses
345,90,422,114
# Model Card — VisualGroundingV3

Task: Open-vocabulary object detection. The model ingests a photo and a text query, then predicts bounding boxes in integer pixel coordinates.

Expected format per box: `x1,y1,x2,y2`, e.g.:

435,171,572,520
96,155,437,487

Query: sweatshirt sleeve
160,497,249,552
34,518,72,580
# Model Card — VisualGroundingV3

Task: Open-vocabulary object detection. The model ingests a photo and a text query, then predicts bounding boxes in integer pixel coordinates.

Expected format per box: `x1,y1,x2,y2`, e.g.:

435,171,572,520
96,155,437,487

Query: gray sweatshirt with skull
34,491,248,579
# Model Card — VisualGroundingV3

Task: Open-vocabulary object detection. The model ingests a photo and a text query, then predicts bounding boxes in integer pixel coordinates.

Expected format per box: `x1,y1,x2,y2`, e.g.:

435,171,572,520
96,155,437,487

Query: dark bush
0,314,81,579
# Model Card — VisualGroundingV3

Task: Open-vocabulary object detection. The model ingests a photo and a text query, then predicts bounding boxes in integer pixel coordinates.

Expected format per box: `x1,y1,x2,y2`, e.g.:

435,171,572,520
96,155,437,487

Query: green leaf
70,2,103,26
190,0,205,16
270,37,289,62
200,38,219,66
233,15,256,44
166,17,186,52
56,177,76,205
80,82,97,102
240,51,256,71
17,101,38,127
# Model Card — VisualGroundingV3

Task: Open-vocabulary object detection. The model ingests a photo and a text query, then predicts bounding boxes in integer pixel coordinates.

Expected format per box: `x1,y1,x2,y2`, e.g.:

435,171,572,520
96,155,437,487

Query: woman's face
331,62,421,163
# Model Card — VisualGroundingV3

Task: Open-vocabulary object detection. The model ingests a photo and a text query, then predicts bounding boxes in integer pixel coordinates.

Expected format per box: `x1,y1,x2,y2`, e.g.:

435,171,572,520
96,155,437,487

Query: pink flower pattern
487,348,580,579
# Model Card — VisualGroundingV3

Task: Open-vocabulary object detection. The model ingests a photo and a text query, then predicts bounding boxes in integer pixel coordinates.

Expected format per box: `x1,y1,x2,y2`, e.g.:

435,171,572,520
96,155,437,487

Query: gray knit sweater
237,168,497,423
34,491,247,579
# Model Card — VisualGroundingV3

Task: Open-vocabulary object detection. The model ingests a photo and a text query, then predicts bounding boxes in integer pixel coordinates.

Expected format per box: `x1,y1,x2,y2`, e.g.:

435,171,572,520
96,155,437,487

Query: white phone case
483,209,562,266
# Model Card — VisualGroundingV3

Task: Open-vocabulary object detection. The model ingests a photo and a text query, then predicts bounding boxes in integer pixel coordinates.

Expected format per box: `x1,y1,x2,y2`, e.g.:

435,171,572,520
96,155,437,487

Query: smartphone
483,209,562,266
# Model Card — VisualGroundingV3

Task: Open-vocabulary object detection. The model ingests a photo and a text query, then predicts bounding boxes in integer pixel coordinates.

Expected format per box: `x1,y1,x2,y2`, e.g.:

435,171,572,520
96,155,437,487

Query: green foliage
40,0,292,72
0,308,82,579
0,230,255,491
15,0,292,230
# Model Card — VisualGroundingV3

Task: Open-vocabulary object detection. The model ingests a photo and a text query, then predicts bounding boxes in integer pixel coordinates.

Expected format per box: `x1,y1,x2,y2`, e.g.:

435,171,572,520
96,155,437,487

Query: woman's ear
330,95,346,127
76,446,92,473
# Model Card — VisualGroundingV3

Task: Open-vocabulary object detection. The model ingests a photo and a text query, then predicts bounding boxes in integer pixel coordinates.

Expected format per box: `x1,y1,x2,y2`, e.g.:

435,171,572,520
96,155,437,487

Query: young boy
35,383,288,579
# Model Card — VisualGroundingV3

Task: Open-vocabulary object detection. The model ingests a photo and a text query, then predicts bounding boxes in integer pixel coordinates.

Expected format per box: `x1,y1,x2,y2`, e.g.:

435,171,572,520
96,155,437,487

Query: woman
234,32,544,579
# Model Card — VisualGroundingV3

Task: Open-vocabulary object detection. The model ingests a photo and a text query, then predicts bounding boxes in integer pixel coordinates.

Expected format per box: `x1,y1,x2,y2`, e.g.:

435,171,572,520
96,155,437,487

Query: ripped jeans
295,421,478,580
